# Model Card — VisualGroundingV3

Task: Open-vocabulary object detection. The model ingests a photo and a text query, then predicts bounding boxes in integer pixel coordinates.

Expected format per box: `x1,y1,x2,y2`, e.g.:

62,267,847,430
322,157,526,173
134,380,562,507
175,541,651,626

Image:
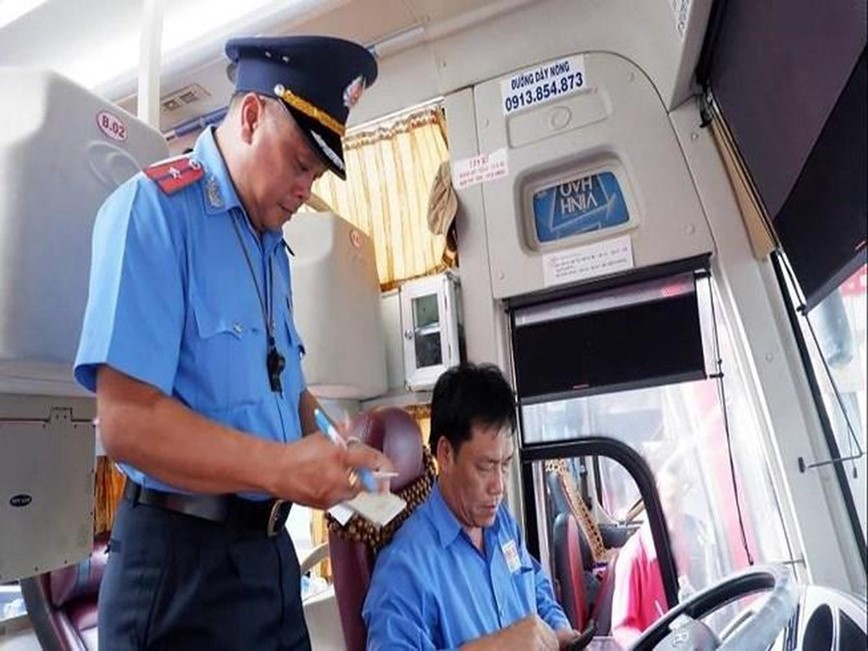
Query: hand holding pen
314,408,396,493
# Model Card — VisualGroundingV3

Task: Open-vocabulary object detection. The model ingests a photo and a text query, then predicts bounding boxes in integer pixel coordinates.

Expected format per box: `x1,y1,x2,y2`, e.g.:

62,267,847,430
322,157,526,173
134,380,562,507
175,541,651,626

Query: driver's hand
556,628,582,649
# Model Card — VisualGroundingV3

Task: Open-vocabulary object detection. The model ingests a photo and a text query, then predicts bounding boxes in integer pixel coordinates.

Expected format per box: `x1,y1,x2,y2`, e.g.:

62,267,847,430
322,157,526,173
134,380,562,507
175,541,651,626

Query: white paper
328,502,355,526
452,149,509,190
542,235,634,287
344,492,407,527
328,492,407,528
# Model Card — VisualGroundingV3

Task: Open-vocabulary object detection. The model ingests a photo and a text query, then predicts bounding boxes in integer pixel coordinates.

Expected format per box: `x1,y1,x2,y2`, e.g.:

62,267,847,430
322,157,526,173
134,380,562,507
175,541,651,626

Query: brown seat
19,533,109,651
328,407,433,651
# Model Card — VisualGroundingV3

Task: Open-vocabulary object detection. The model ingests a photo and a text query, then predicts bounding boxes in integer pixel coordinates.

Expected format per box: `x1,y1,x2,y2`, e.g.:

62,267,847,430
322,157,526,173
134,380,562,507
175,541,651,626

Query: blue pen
314,408,378,492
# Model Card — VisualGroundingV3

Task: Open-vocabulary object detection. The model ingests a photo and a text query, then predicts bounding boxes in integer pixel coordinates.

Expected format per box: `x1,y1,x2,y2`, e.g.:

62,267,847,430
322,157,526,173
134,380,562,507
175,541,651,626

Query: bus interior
0,0,866,649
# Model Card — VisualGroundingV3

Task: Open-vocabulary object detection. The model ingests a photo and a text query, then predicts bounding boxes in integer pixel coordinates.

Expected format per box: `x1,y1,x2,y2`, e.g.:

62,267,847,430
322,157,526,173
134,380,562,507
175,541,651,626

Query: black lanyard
229,212,286,393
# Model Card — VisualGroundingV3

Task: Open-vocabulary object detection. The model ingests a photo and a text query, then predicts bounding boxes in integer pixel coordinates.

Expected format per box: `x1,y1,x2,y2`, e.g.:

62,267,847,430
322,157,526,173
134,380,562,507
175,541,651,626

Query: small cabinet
400,272,462,391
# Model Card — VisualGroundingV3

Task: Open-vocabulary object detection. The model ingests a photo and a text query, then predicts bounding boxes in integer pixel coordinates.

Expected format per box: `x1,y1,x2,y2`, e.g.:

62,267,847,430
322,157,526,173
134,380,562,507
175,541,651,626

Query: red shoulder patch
144,156,204,195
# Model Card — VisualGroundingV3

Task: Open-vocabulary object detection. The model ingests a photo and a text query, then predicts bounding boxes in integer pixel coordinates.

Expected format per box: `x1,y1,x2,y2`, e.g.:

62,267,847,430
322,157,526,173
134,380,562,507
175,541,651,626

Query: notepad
328,491,407,527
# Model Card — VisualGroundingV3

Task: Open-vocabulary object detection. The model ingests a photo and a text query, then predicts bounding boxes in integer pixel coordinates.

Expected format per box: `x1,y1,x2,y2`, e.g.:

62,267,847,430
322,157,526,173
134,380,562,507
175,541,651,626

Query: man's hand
270,434,394,509
556,627,583,649
462,615,559,651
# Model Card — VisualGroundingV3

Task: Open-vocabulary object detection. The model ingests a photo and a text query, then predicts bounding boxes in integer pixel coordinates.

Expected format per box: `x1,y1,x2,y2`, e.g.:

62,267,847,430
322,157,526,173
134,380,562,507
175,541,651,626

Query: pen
314,408,378,492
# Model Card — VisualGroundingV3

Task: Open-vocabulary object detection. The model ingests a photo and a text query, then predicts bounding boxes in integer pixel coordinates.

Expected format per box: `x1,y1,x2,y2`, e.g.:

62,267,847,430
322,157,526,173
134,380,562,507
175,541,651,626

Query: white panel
283,213,387,400
0,68,169,396
473,52,715,299
380,290,406,392
0,410,95,582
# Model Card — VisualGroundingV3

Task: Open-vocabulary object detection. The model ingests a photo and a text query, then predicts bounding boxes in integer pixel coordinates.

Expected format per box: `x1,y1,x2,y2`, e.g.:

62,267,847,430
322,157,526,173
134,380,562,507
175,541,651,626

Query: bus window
784,263,867,542
521,277,795,579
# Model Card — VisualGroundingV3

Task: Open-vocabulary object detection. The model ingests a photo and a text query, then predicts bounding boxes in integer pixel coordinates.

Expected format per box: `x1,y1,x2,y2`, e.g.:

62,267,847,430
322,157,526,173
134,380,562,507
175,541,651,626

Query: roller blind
703,0,866,308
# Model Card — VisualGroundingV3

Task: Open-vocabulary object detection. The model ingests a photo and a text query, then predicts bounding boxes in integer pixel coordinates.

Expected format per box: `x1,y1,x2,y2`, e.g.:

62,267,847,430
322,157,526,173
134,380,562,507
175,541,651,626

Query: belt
123,481,292,537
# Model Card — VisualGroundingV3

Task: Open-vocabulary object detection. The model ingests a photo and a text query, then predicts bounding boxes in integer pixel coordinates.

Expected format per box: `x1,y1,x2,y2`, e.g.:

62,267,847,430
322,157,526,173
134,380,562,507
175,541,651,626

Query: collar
193,127,286,256
192,127,243,216
426,482,465,549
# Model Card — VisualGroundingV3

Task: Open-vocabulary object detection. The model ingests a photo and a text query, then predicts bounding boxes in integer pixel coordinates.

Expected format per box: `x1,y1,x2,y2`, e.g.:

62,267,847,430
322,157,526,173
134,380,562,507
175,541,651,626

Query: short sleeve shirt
363,484,570,649
74,127,306,496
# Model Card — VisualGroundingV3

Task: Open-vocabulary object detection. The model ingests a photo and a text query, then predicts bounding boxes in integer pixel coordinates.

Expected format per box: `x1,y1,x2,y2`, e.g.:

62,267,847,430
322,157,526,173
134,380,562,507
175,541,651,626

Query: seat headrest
348,407,423,491
49,535,109,607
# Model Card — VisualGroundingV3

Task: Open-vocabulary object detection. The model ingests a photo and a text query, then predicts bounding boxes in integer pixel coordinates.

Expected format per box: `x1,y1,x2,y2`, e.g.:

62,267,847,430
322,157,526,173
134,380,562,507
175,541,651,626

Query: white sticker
502,539,521,573
96,110,128,142
452,149,509,190
542,235,634,287
671,0,692,41
500,55,586,116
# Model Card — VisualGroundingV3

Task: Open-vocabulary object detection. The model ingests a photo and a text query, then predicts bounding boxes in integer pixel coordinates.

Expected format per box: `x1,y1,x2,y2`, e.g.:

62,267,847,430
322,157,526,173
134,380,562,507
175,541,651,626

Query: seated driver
363,363,581,650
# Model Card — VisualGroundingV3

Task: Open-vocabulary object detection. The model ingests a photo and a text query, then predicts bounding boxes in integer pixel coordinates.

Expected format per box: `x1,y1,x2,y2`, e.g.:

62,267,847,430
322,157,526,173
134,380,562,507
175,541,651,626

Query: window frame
520,437,680,610
772,252,867,567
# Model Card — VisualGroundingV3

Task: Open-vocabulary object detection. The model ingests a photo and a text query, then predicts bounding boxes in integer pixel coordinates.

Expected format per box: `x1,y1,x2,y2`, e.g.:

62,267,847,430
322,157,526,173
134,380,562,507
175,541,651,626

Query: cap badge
343,75,366,109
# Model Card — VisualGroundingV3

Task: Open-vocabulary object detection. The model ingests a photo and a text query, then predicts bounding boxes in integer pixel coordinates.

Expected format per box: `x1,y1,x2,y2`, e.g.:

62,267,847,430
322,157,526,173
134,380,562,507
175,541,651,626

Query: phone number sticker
500,55,587,116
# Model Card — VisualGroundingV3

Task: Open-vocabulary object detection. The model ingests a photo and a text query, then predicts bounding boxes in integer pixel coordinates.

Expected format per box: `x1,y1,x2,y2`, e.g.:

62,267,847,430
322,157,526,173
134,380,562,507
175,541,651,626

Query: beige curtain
94,457,125,536
706,99,778,260
305,107,450,289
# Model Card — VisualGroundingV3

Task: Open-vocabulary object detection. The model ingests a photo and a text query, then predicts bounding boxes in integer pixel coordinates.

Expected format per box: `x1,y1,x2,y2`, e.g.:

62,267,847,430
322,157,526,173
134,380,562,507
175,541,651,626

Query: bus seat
546,469,572,517
328,407,430,651
19,533,109,651
544,460,611,564
547,471,595,571
553,512,589,630
593,553,619,635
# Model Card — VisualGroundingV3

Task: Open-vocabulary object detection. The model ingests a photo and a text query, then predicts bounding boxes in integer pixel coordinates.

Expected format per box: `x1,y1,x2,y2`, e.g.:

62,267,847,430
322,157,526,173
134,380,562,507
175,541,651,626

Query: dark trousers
99,498,311,650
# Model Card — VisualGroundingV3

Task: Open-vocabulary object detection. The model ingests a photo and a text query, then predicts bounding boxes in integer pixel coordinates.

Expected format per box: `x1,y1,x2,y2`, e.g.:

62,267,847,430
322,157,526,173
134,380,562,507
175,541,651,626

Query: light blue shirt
363,483,570,650
74,128,306,496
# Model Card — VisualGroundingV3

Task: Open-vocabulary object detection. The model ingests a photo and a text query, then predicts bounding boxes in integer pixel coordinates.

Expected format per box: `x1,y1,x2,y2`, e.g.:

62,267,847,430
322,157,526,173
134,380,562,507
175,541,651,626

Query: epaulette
144,155,204,195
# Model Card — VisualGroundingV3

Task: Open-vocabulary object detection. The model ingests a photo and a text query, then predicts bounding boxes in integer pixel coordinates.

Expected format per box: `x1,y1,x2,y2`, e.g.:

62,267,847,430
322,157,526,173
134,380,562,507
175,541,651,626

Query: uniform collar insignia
205,176,224,209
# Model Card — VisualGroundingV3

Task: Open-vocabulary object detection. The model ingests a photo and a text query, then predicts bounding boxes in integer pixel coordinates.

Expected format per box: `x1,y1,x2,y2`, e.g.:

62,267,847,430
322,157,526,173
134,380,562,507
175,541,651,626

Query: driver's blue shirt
363,483,570,650
74,127,306,497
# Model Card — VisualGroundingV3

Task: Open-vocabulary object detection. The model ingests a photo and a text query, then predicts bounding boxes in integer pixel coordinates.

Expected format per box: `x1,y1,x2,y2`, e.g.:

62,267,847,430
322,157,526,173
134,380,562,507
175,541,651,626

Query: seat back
19,533,109,651
547,471,595,572
593,553,619,635
328,407,430,651
553,513,589,631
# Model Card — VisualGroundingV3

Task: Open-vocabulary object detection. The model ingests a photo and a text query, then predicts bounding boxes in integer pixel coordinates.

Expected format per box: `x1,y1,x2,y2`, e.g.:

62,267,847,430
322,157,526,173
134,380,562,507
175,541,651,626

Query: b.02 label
97,110,128,142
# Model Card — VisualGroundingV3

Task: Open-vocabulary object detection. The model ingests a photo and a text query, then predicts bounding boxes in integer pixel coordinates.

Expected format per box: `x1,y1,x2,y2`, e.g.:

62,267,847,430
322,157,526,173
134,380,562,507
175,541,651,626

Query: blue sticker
532,172,629,243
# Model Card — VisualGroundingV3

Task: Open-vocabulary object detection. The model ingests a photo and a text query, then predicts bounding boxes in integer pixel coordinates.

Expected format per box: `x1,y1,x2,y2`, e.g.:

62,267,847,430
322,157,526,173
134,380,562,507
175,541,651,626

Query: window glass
521,279,794,595
801,265,867,543
412,294,443,368
0,582,26,622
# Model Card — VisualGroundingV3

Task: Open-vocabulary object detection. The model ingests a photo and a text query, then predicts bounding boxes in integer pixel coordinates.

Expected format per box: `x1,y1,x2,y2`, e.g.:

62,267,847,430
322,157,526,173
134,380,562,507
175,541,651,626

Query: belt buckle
267,499,287,537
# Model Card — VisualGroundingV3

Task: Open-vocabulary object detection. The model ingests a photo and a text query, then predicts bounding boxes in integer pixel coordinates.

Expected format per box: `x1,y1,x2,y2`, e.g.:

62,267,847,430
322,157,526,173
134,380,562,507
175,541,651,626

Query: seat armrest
300,542,330,575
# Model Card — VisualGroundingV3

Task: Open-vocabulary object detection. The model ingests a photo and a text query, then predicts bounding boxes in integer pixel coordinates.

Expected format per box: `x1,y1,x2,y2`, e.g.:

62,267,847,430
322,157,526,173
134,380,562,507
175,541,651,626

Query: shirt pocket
189,299,265,411
511,555,537,608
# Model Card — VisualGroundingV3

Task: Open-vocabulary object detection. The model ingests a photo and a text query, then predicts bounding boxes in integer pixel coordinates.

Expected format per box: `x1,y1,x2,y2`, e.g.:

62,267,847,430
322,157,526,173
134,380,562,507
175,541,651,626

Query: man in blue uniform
74,36,391,650
363,363,582,650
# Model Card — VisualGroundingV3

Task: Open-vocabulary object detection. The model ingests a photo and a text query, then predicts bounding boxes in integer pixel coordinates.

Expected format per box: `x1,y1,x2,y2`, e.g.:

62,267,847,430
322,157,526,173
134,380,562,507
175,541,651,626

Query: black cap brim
288,107,347,180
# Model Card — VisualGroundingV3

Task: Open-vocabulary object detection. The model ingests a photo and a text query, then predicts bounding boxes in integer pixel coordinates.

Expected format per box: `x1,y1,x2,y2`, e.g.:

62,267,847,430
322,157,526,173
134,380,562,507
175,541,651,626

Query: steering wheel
631,565,799,650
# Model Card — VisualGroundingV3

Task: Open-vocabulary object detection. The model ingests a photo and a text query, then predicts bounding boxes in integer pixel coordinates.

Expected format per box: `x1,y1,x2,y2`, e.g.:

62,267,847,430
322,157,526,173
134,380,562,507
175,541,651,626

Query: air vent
161,84,211,112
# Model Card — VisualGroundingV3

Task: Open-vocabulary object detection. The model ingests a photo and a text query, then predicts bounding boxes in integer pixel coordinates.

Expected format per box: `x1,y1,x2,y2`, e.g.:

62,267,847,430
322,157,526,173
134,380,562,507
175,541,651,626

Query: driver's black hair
429,363,516,455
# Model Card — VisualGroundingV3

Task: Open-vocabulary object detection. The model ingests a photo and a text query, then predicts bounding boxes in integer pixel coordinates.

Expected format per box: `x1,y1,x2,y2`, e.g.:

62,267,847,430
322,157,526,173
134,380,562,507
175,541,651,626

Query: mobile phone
567,619,597,650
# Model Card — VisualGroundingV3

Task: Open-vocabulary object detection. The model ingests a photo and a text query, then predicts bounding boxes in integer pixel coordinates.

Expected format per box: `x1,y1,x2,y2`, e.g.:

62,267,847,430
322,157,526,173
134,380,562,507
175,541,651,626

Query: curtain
304,107,450,289
94,456,126,536
706,99,777,260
